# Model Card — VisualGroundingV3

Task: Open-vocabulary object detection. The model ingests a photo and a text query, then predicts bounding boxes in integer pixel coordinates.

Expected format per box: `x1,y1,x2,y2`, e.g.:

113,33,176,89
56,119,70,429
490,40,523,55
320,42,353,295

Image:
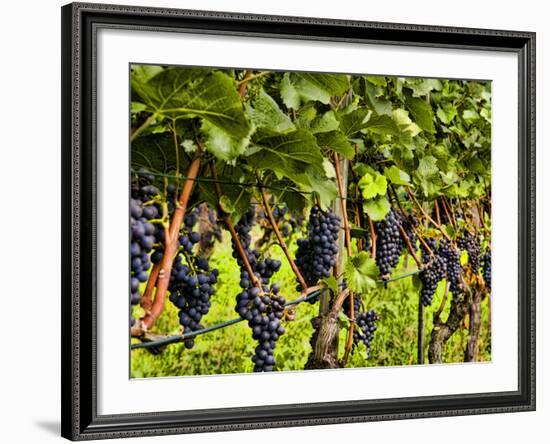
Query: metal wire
130,268,422,351
130,168,358,203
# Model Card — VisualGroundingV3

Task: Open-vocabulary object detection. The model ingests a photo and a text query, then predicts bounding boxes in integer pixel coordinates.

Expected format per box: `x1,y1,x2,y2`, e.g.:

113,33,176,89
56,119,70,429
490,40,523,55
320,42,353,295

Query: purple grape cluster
295,206,341,289
235,279,286,372
343,295,379,357
438,239,463,298
457,232,481,272
167,209,219,349
233,207,282,284
419,238,447,306
232,208,286,371
375,210,402,279
129,170,160,326
482,249,491,292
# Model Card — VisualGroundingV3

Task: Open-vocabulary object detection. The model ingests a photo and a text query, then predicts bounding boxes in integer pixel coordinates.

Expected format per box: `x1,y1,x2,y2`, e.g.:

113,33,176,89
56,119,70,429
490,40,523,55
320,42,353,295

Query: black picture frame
61,2,536,440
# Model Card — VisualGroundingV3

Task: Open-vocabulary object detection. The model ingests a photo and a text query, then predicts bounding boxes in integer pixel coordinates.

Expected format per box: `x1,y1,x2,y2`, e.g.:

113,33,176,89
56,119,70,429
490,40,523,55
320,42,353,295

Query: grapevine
127,65,493,375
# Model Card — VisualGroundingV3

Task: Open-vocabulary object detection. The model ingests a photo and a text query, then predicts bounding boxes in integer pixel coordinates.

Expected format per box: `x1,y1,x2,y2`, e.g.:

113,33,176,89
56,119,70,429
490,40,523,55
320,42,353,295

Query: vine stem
236,71,271,86
238,70,252,98
440,197,456,229
333,153,352,257
390,185,432,256
210,162,261,288
330,288,351,316
130,113,157,142
140,264,160,311
131,156,202,337
368,217,377,260
333,153,355,366
140,200,170,310
407,188,451,241
255,171,308,291
434,281,451,322
397,224,422,268
444,197,459,228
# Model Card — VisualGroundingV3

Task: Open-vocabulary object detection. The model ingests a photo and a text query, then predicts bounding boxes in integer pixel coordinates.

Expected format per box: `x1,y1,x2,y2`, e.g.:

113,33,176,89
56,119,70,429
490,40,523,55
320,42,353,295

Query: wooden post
417,298,425,364
306,157,349,369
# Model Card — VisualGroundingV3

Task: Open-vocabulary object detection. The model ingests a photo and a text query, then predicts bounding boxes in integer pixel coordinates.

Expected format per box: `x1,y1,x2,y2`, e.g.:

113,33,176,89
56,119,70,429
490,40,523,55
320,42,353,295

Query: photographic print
129,65,492,377
62,4,535,439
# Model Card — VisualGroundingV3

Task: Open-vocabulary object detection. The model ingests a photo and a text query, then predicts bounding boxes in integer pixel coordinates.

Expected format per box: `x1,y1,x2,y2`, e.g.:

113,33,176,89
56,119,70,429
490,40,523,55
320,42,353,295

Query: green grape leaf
131,101,147,114
219,195,236,214
131,132,182,173
309,111,340,134
247,130,324,176
436,103,457,124
337,108,370,136
384,165,410,185
463,108,480,124
279,72,349,109
392,108,422,137
322,276,340,296
364,114,401,136
365,76,387,87
201,120,251,162
416,155,439,179
133,68,251,139
404,78,442,97
364,80,393,116
406,97,436,133
344,252,379,294
363,196,391,221
315,130,355,159
131,64,163,84
358,171,387,199
246,89,295,134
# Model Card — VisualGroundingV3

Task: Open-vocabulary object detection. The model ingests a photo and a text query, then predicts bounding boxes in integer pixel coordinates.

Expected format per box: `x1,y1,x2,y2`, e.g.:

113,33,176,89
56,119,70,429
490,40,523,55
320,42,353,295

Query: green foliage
130,65,492,376
344,252,378,293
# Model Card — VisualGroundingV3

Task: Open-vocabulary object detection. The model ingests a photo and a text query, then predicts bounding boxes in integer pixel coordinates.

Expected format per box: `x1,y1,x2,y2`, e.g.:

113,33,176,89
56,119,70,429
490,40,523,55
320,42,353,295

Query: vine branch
256,171,308,291
131,156,202,337
210,162,261,288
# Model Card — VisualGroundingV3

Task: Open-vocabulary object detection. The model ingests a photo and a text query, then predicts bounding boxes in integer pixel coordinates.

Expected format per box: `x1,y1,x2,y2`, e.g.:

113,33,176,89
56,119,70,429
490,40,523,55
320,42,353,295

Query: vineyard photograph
129,65,492,377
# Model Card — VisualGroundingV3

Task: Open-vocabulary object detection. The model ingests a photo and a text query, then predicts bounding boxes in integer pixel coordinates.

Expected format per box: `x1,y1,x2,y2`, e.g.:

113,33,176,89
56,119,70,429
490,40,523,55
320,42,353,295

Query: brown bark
305,289,349,370
428,291,471,364
305,312,341,369
464,289,483,362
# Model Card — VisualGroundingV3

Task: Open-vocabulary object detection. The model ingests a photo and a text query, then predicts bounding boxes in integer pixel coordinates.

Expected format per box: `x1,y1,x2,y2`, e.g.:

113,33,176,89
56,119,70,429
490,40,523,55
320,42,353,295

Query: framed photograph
61,2,535,440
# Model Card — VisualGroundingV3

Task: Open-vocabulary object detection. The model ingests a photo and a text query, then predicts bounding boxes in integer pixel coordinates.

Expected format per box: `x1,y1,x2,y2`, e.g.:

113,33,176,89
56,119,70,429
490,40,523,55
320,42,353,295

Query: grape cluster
419,239,447,306
129,171,160,326
342,294,361,318
232,208,286,371
343,295,379,357
375,210,402,279
439,239,463,298
235,279,286,372
354,311,379,357
168,209,219,348
294,206,341,289
457,232,481,272
482,250,491,292
233,207,282,284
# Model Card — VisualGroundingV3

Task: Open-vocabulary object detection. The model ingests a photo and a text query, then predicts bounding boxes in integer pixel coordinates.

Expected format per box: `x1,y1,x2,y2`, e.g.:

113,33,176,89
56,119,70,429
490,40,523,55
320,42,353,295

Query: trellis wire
131,268,422,351
131,168,358,202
